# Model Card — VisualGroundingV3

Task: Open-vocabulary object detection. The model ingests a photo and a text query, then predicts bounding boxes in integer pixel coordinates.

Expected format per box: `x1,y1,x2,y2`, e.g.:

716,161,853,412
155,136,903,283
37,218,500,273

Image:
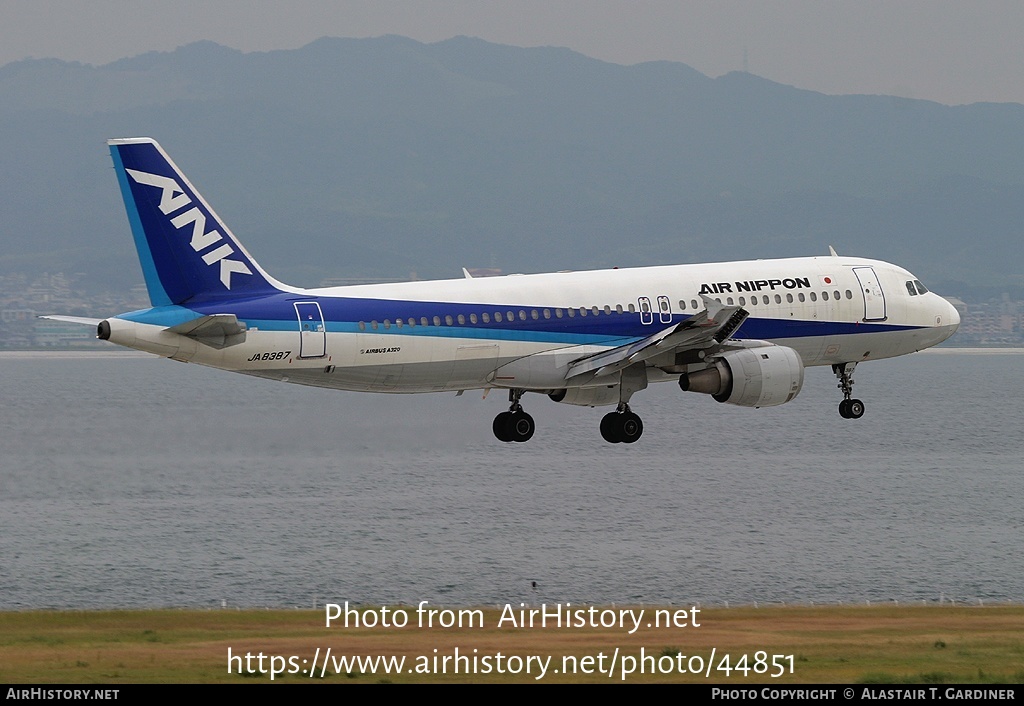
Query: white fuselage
107,255,960,396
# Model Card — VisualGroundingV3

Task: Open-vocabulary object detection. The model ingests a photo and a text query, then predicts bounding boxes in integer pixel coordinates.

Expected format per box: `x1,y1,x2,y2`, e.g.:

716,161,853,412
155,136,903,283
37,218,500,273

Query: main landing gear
493,389,535,442
833,362,865,419
600,404,644,444
491,390,646,444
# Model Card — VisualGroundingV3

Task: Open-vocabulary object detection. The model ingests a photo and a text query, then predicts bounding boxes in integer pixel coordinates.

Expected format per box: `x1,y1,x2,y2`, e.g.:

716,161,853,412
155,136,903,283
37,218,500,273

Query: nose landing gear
833,362,865,419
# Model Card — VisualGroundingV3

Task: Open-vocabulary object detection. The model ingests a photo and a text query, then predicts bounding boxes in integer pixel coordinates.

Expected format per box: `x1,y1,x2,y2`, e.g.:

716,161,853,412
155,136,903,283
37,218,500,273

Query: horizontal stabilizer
566,298,748,379
38,315,103,327
167,313,247,349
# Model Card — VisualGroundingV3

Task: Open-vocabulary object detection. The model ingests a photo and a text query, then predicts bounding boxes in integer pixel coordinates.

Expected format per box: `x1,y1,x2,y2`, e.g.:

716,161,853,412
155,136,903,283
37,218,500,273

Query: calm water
0,350,1021,609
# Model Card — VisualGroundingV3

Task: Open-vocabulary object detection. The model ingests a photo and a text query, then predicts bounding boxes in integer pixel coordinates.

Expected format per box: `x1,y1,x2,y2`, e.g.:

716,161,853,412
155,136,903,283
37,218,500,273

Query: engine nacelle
548,385,620,407
679,346,804,407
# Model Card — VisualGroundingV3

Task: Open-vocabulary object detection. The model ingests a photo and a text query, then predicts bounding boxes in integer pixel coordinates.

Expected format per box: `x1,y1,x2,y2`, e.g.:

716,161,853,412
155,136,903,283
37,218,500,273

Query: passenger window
615,304,623,314
774,294,782,304
494,312,502,323
457,314,465,325
786,293,793,303
469,313,477,324
810,292,817,302
371,320,378,330
691,299,698,310
580,308,588,317
519,310,527,321
628,303,636,313
358,321,366,331
445,315,453,326
543,309,551,319
482,312,490,323
555,309,563,318
592,306,600,316
567,308,575,318
531,310,539,320
727,297,734,305
822,291,829,301
748,297,756,306
762,295,769,305
383,319,391,329
420,317,428,326
798,293,806,302
845,290,853,299
433,316,441,326
834,290,840,300
678,300,686,310
507,311,514,321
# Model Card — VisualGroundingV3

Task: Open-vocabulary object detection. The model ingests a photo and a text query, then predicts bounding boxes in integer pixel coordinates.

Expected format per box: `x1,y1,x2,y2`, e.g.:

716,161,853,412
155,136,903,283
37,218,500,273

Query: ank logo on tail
126,168,253,290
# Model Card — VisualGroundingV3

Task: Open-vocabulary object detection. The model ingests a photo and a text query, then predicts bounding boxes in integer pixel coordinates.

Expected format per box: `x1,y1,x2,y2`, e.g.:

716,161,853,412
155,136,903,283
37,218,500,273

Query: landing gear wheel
494,389,535,443
619,412,643,444
507,411,535,442
839,399,851,418
600,410,644,444
847,399,865,419
493,411,514,442
600,412,622,443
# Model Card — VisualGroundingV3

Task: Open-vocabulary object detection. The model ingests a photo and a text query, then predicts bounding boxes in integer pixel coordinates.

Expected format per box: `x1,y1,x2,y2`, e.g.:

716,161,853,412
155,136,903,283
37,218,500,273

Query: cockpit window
914,280,929,294
906,281,918,296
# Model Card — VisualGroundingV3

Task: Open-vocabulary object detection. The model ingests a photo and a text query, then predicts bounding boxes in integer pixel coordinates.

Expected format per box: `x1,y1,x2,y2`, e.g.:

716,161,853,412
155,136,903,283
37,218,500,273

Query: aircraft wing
565,295,748,379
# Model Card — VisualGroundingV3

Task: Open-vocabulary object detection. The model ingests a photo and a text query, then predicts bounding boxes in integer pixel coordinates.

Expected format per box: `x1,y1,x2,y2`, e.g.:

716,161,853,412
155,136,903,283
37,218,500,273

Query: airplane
45,137,961,444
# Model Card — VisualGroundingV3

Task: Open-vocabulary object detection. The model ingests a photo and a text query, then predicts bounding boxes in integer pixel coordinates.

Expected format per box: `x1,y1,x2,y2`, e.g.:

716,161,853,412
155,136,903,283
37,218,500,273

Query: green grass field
1,605,1022,684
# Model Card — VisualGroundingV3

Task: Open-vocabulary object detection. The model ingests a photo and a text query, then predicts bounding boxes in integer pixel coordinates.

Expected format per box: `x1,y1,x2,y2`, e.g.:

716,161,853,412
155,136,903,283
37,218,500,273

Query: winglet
700,294,726,322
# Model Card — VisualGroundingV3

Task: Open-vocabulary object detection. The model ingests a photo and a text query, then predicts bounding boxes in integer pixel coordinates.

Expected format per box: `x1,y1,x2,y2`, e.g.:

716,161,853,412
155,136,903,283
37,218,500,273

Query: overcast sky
3,0,1023,105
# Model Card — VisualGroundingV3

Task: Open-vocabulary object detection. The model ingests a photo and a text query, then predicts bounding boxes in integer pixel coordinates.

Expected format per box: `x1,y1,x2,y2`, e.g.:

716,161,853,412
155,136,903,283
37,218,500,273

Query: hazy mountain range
1,35,1022,294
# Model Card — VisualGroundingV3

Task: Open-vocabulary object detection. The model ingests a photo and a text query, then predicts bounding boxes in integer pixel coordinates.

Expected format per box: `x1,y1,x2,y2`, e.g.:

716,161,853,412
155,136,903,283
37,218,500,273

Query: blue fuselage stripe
117,294,921,345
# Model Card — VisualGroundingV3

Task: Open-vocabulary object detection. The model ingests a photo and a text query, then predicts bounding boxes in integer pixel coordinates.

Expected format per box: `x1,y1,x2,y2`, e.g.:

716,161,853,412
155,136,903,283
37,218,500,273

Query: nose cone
947,299,961,330
934,296,961,345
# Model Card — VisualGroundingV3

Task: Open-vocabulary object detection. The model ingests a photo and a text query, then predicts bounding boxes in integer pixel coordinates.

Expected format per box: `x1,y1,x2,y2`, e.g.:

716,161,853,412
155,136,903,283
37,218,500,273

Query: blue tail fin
108,138,285,306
